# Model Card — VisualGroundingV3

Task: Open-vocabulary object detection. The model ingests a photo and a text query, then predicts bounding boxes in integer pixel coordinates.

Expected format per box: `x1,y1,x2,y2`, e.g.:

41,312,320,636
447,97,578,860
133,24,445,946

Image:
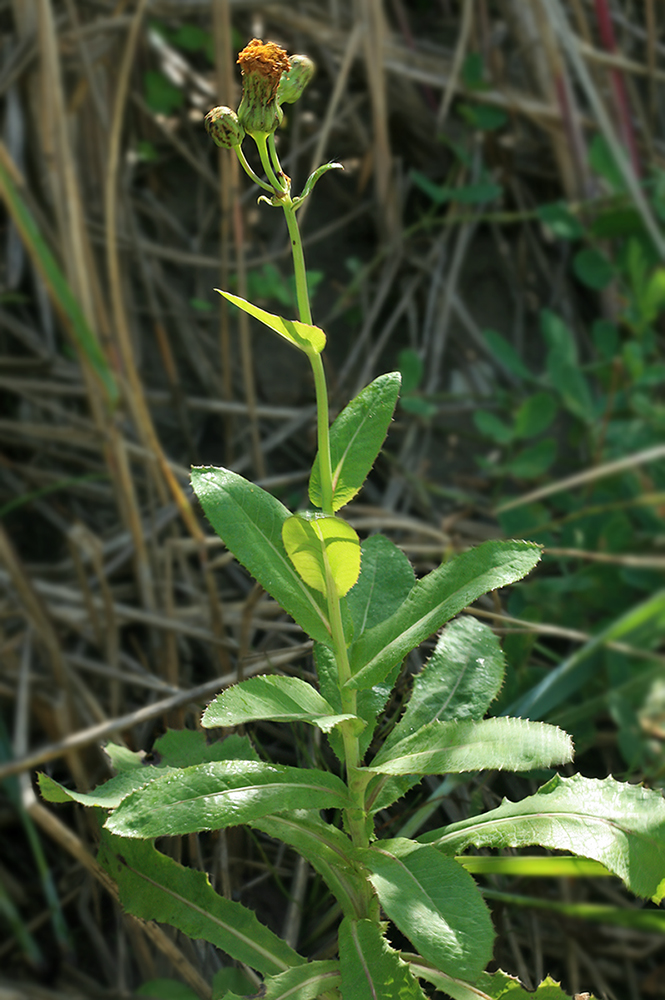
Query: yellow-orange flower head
237,38,291,137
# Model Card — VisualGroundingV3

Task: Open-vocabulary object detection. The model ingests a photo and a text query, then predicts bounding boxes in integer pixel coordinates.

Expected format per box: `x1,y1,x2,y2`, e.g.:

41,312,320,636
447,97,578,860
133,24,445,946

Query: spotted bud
276,54,315,105
237,38,290,137
205,106,244,149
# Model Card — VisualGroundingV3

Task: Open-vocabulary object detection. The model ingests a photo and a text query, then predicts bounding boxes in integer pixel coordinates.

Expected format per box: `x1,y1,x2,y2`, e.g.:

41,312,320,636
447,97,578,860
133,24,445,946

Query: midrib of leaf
370,848,450,916
432,810,647,847
121,859,297,971
331,408,371,493
373,721,570,771
347,921,375,989
354,554,380,635
153,778,351,812
256,813,352,866
407,959,492,999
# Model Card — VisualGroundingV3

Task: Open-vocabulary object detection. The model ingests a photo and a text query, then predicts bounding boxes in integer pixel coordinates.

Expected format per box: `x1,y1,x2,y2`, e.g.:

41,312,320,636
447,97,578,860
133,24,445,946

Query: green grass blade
0,150,118,405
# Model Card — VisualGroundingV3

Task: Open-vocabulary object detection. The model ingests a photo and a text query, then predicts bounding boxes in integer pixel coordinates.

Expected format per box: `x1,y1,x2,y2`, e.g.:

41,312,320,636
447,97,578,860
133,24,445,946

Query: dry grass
1,2,664,997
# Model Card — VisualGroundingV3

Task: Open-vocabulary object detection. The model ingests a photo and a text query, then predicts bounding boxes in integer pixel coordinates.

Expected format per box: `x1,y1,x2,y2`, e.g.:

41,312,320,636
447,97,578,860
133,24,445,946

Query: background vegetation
1,1,664,997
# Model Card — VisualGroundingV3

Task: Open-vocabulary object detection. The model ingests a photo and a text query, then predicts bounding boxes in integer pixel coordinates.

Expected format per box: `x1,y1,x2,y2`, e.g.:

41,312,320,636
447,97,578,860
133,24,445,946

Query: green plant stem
254,132,287,193
234,144,274,193
274,145,372,888
281,199,335,516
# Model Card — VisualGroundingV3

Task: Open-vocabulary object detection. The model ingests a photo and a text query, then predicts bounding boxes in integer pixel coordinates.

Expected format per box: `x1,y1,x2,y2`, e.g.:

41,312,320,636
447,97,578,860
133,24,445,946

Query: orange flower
237,38,291,136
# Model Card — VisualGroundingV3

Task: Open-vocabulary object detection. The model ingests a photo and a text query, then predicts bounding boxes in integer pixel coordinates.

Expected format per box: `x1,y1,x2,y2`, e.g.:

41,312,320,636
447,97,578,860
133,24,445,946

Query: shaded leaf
536,203,583,240
98,833,303,975
338,918,427,1000
573,248,614,290
513,393,557,440
255,962,341,1000
357,839,493,980
251,810,367,919
309,372,401,511
482,329,531,381
348,541,541,690
409,961,580,1000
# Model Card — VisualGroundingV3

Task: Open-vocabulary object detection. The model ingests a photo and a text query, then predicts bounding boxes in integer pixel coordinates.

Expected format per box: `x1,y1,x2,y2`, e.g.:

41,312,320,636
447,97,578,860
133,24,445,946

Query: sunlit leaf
282,512,361,597
216,289,326,355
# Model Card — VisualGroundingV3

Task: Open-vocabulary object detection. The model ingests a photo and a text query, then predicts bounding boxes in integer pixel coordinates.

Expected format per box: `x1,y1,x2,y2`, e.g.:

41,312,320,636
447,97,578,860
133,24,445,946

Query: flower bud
276,54,315,105
205,106,244,149
237,38,290,137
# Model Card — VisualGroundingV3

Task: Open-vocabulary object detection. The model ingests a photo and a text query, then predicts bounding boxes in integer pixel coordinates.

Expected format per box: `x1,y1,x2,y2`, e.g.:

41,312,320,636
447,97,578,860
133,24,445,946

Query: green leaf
38,731,256,810
513,392,557,439
251,810,367,919
508,589,665,719
347,540,542,690
282,512,361,597
572,248,614,290
420,773,665,900
589,206,643,239
309,372,401,511
98,833,303,975
136,980,199,1000
398,349,424,394
503,438,557,479
368,717,573,775
151,729,259,767
348,534,416,637
212,968,256,999
541,310,595,423
357,839,493,980
461,52,489,92
170,24,210,53
216,289,326,355
191,467,331,644
410,170,501,205
458,103,508,132
38,769,160,810
105,760,352,838
409,963,578,1000
401,395,438,417
482,329,531,381
381,618,504,754
338,918,428,1000
315,642,397,763
643,267,665,322
296,162,344,205
589,133,625,192
144,70,183,115
540,308,578,365
536,203,583,241
202,675,360,734
473,410,514,444
255,962,341,1000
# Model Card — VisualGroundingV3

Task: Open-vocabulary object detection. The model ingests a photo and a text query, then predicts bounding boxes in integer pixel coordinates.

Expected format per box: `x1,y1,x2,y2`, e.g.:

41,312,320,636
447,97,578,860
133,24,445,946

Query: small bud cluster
205,38,314,150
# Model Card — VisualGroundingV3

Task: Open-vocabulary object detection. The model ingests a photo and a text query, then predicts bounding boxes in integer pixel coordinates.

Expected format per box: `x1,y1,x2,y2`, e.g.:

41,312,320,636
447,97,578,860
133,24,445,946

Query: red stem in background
593,0,641,176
